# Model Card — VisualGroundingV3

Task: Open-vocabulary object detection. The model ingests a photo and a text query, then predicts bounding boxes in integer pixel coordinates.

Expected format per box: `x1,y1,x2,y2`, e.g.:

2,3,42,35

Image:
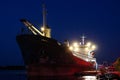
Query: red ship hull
27,57,93,76
16,34,93,76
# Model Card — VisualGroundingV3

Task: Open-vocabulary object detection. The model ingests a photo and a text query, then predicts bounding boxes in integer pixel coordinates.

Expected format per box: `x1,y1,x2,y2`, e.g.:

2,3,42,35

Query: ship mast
81,35,86,45
41,3,51,38
20,3,51,38
42,4,46,28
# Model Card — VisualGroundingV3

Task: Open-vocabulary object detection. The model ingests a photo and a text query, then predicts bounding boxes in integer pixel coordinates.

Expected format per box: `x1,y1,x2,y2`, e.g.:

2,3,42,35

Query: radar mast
81,35,86,45
41,3,51,38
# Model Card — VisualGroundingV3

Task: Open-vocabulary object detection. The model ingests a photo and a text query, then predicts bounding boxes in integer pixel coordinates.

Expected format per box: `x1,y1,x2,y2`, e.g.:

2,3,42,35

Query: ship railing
72,51,96,62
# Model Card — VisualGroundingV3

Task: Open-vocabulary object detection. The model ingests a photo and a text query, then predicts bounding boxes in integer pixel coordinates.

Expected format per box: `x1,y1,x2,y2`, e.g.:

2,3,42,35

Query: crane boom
20,19,43,36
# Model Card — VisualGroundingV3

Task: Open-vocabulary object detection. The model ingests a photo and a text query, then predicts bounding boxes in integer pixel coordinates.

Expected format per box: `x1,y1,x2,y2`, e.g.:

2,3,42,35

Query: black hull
16,34,75,65
16,34,93,76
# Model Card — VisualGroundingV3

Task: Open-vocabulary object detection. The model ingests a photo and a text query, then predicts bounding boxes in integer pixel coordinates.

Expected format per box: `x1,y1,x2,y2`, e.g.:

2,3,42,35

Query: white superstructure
69,36,97,66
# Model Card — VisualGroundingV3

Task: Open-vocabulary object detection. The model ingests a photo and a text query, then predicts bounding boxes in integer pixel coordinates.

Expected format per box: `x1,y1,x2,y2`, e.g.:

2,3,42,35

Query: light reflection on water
80,76,97,80
0,70,97,80
28,76,97,80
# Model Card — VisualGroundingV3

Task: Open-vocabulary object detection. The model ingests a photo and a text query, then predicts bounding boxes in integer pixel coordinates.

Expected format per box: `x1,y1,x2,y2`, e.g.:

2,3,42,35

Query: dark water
0,70,97,80
0,70,27,80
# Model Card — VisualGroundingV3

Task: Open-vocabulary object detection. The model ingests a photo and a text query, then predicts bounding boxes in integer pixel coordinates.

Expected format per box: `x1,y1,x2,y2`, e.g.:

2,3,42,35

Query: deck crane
20,4,51,38
20,19,44,36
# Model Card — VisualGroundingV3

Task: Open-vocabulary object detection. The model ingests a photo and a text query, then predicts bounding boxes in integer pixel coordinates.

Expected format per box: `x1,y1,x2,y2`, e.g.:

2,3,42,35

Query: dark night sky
0,0,120,65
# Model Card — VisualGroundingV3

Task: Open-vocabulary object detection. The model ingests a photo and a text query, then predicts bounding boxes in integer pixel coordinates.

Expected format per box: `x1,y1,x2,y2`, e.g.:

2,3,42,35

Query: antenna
81,35,86,45
40,1,51,38
42,3,47,28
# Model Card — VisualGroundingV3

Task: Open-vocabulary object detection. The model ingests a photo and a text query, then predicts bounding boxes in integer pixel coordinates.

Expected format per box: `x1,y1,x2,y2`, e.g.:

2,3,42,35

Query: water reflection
0,70,98,80
80,76,97,80
28,76,97,80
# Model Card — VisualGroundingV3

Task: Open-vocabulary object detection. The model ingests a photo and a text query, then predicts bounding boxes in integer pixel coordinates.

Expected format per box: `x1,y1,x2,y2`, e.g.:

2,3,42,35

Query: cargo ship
16,5,97,77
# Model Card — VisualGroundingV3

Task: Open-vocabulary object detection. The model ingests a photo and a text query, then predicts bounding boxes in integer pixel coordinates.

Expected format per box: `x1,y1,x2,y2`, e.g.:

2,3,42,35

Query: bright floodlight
73,42,79,47
92,45,96,50
74,47,79,52
86,42,91,47
69,46,73,51
85,47,89,51
41,27,45,31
